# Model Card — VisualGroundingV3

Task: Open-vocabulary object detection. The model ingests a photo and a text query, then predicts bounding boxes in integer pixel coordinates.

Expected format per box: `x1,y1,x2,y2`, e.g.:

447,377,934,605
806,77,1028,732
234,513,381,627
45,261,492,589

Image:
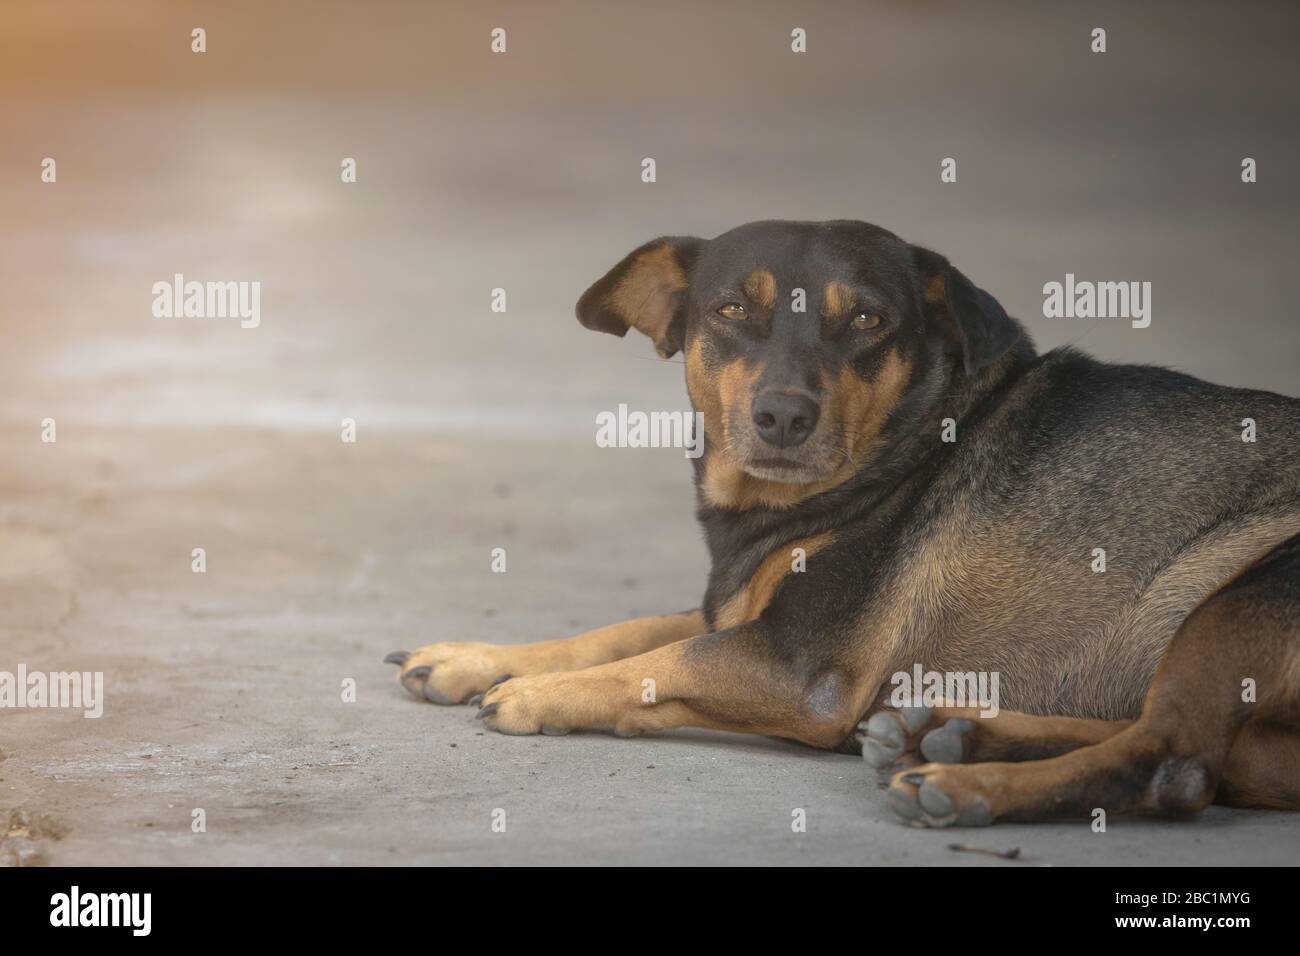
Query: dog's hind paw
886,765,995,828
856,705,977,771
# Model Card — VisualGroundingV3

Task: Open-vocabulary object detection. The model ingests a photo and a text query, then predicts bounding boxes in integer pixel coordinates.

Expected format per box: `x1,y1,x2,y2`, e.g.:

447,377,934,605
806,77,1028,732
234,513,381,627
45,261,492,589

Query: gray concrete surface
2,1,1298,865
4,427,1298,866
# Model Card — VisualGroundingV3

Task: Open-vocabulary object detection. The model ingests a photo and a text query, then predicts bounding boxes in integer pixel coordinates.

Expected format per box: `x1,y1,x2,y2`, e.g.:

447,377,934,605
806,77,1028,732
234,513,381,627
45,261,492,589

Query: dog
386,219,1300,827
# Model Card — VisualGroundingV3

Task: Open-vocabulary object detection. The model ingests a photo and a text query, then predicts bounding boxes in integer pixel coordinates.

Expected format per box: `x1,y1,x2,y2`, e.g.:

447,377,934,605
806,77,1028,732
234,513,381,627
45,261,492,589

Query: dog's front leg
475,620,869,748
387,610,703,705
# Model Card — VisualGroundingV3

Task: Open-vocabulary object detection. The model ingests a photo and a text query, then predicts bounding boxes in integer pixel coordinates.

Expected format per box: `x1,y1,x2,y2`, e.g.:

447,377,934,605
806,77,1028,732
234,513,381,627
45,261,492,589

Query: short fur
388,220,1300,826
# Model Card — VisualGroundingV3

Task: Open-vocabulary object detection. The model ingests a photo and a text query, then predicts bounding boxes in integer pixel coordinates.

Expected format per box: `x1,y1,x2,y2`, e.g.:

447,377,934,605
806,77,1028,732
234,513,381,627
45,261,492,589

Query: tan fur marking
479,634,863,747
685,338,718,428
742,270,777,309
686,339,763,499
833,347,911,463
717,357,761,422
924,274,946,306
607,244,687,355
873,706,1131,764
698,348,913,511
687,341,759,435
1219,722,1300,809
400,611,703,704
823,280,854,316
526,610,704,668
715,532,834,630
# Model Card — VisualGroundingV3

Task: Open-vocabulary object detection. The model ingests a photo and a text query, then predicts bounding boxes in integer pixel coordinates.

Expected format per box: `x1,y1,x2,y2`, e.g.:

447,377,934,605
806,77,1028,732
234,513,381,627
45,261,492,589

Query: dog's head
576,220,1024,507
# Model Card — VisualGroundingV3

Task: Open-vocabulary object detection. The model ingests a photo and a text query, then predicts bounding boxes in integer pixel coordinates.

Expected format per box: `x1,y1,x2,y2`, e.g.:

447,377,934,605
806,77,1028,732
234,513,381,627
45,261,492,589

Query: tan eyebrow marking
822,280,854,316
924,274,946,306
742,270,777,309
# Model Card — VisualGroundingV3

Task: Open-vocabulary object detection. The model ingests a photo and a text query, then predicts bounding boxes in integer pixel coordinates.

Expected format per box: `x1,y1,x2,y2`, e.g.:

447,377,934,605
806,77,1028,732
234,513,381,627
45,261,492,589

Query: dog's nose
751,392,820,448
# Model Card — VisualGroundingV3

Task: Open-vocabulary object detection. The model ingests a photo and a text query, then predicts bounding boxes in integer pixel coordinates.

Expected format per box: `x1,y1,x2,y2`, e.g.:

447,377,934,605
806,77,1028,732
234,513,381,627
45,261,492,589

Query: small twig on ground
947,843,1024,861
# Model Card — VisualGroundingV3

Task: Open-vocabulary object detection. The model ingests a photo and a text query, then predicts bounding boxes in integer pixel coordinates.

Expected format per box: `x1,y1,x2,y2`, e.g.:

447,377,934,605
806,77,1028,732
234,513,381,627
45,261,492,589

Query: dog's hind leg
886,532,1300,825
858,706,1131,771
1216,719,1300,809
870,708,1300,811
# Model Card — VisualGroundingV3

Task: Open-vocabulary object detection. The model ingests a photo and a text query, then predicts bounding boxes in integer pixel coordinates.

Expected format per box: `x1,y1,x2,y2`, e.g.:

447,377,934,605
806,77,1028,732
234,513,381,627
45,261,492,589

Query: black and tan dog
386,220,1300,827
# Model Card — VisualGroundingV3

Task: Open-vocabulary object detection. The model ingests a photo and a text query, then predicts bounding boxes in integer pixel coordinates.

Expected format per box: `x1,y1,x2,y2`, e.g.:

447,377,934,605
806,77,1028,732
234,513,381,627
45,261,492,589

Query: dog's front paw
384,642,514,705
475,670,641,737
474,674,579,736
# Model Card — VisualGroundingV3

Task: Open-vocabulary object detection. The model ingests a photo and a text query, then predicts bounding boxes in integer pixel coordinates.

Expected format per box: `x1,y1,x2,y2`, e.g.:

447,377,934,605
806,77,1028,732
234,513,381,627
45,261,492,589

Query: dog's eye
716,303,748,320
851,312,882,331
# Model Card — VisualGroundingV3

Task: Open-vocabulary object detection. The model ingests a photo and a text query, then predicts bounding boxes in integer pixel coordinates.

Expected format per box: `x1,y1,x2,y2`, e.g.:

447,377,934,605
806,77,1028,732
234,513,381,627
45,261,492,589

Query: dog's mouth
720,410,844,484
749,456,805,471
740,455,827,482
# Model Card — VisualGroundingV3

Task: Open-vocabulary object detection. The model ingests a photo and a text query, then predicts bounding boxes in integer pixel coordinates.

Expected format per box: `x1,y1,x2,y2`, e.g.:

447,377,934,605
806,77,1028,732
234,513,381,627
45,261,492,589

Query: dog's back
898,347,1300,719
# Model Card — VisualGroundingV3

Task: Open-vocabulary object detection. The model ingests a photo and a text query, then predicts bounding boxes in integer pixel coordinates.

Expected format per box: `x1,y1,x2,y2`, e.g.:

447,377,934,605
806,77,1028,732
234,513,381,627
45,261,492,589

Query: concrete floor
3,427,1297,866
2,1,1299,865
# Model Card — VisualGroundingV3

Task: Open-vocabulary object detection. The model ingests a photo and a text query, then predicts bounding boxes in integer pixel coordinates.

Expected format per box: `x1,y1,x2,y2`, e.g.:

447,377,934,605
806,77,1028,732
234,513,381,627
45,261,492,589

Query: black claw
384,651,411,666
476,702,500,719
406,666,432,680
490,674,512,687
467,694,484,707
901,772,926,785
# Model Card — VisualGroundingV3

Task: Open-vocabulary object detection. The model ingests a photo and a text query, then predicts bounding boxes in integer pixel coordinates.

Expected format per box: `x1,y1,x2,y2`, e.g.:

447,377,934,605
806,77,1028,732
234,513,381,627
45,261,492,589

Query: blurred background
4,0,1297,433
1,1,1297,865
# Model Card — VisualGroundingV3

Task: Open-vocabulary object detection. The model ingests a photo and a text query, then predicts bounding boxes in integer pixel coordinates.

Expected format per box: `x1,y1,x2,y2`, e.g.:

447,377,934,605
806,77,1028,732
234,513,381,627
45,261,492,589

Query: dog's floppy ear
913,246,1022,376
576,236,702,358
